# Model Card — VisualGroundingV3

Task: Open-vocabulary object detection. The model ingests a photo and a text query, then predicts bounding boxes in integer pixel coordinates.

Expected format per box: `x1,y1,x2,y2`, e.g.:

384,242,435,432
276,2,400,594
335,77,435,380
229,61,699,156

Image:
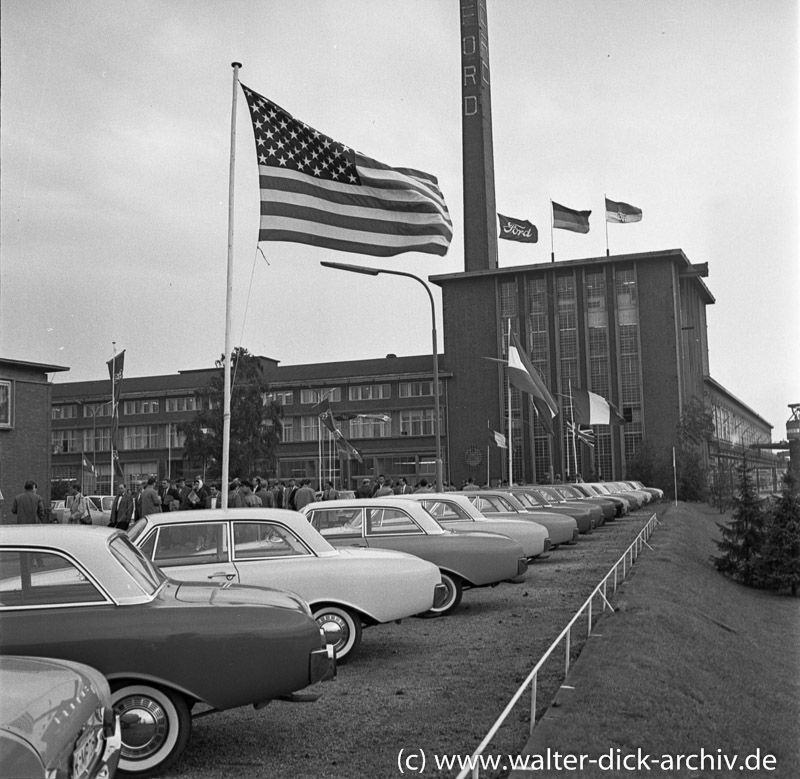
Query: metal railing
457,512,660,779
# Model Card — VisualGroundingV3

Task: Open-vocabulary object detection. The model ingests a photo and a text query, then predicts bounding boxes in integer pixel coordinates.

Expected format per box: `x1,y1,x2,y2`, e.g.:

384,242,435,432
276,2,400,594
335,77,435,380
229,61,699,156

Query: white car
396,493,551,559
128,508,446,662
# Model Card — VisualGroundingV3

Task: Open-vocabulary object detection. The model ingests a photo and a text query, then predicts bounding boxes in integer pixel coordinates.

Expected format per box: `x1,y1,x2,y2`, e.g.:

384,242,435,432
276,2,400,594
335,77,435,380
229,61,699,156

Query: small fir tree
711,454,767,587
760,470,800,596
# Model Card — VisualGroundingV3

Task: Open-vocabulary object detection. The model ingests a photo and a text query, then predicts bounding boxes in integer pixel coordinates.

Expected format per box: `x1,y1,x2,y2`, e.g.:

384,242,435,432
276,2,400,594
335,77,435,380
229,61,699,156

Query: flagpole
604,194,610,257
549,200,555,262
222,62,241,510
507,322,513,485
110,342,116,496
569,380,578,480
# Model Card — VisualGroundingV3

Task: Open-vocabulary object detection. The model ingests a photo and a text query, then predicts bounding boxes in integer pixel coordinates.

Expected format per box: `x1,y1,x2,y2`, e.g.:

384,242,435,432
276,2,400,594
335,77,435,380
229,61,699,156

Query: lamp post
320,260,444,492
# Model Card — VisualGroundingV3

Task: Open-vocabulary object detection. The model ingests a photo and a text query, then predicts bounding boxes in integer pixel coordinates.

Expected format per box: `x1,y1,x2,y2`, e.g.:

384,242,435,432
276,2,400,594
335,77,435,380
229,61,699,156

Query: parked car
128,508,446,662
86,495,114,526
623,480,664,502
0,525,335,777
49,500,68,523
303,498,529,616
396,493,551,559
0,655,121,779
567,482,629,517
585,482,641,511
505,486,598,533
452,490,580,547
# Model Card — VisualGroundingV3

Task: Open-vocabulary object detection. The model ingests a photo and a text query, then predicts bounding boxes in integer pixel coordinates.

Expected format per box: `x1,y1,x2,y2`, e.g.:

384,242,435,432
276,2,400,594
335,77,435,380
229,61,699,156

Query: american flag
241,84,453,257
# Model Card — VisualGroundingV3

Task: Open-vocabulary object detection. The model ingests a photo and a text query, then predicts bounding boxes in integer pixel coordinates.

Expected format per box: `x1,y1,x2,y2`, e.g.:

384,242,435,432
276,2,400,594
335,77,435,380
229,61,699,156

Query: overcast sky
1,0,797,437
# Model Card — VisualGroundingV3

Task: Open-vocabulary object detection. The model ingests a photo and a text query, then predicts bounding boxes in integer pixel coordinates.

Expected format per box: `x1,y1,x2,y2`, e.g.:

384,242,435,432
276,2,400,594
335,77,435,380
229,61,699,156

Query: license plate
73,726,100,779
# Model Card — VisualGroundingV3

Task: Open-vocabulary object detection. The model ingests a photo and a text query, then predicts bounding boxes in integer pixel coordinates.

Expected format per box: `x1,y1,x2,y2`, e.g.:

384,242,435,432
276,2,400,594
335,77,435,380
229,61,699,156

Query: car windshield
109,535,166,595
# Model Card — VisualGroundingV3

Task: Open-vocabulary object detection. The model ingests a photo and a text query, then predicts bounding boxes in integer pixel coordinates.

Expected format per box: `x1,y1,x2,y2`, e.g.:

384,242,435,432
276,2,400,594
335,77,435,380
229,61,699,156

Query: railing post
587,596,593,637
565,626,571,675
530,672,538,737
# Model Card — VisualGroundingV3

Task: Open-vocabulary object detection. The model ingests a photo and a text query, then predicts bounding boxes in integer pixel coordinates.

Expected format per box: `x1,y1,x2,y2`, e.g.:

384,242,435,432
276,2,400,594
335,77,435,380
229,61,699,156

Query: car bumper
517,557,528,576
310,644,337,684
93,710,122,779
432,582,448,609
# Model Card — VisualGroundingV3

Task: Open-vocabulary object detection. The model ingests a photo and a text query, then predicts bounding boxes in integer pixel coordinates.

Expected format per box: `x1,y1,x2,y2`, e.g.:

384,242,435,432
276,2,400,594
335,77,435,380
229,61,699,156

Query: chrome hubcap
115,696,169,759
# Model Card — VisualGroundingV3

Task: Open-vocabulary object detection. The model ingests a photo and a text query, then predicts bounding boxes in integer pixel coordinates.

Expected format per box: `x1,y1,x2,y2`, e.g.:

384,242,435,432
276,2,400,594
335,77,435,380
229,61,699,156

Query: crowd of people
7,473,502,529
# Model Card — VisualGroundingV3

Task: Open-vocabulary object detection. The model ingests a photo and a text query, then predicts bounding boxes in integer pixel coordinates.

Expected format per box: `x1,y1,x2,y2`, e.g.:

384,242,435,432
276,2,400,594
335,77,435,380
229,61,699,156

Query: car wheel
111,682,191,777
426,571,463,616
313,605,362,663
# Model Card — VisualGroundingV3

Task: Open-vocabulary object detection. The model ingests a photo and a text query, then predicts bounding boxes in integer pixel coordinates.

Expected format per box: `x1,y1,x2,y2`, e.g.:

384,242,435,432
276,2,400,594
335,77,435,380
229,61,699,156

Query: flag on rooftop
498,213,538,243
489,429,508,449
507,331,559,435
605,197,642,223
551,201,591,233
572,386,625,425
241,84,453,258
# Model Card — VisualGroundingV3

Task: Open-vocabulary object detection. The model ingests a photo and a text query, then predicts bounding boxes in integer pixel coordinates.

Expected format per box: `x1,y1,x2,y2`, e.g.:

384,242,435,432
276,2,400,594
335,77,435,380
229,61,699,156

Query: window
348,384,391,401
300,416,320,442
399,409,437,437
281,418,295,442
0,550,108,608
52,429,79,453
398,381,441,398
301,388,340,405
419,500,469,522
122,425,160,450
233,522,311,559
264,390,294,406
307,508,363,538
349,415,391,439
123,399,160,415
149,523,228,567
365,508,422,535
166,397,200,413
83,402,112,418
0,380,10,427
83,427,111,453
52,404,77,420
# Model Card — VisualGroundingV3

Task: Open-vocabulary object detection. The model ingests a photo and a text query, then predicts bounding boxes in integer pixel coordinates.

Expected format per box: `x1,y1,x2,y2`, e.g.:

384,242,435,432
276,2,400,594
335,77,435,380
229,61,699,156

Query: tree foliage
760,470,800,595
180,347,282,481
711,454,767,587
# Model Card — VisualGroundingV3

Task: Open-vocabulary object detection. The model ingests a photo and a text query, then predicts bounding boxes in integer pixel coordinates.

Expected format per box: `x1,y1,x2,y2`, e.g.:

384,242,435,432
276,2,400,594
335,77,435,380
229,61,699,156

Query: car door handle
207,572,235,580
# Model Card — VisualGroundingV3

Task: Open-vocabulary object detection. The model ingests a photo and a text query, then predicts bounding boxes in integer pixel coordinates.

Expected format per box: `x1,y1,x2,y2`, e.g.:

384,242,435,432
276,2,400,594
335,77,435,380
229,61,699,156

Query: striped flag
241,84,453,257
489,429,507,449
508,332,559,435
82,455,96,474
605,197,642,223
552,201,591,233
572,386,625,425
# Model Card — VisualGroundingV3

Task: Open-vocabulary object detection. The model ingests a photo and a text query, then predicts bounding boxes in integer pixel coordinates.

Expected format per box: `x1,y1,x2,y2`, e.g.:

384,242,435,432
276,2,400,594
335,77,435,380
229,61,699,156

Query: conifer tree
711,454,766,586
760,471,800,596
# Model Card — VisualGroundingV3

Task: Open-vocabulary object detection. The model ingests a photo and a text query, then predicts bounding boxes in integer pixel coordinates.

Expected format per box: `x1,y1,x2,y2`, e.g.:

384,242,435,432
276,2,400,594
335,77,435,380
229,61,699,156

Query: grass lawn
513,501,800,779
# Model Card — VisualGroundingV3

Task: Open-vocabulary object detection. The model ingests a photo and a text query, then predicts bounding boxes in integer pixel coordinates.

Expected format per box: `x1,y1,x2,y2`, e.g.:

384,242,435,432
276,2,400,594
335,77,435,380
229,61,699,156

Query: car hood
0,656,107,750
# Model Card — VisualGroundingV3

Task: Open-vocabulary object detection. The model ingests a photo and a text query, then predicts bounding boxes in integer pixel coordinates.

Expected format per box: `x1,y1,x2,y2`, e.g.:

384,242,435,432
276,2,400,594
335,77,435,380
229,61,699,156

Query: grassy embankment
514,501,800,779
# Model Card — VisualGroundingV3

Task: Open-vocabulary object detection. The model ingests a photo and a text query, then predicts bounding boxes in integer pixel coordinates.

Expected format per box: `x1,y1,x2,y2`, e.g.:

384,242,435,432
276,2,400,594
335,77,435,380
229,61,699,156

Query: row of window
52,397,201,419
52,424,187,453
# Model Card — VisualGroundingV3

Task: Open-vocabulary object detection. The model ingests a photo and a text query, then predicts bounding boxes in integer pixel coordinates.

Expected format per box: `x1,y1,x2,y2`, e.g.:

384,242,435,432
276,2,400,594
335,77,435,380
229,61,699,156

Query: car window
109,535,165,594
233,522,312,559
365,508,423,535
307,509,363,537
0,550,108,608
512,492,540,508
152,523,228,566
421,500,469,521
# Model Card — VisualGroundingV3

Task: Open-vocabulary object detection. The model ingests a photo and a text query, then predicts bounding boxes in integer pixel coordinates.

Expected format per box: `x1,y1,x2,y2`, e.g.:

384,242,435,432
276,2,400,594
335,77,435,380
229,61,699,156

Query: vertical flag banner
498,214,538,243
572,386,625,425
605,197,642,223
551,201,591,233
106,350,125,478
507,331,559,434
240,84,453,257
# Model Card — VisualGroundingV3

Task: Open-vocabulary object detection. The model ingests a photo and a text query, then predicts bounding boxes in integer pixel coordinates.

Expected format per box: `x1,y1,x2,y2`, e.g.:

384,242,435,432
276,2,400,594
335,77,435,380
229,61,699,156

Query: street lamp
320,260,444,492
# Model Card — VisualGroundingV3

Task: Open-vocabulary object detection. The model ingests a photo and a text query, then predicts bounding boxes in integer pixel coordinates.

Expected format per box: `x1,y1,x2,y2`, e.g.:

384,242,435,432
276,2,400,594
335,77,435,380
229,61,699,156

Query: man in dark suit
109,482,135,530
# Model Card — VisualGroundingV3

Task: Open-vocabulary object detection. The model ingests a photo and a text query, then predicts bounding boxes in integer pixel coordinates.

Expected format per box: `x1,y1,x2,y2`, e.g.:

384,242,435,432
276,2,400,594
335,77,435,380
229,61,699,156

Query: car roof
136,507,338,557
0,525,157,604
303,498,446,534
